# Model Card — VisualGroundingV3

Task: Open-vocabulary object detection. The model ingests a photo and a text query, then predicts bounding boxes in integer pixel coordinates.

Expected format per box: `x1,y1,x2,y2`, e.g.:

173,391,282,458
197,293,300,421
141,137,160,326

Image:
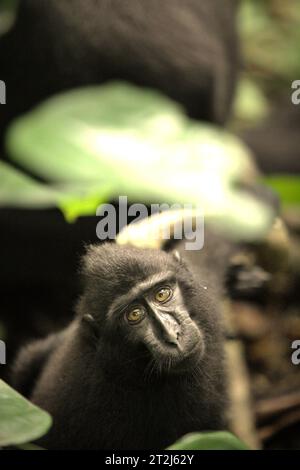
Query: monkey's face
107,274,204,372
79,244,208,374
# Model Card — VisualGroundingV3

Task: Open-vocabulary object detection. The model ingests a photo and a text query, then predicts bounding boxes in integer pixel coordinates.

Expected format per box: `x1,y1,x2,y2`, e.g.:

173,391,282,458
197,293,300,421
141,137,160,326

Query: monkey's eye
126,307,145,325
154,286,173,303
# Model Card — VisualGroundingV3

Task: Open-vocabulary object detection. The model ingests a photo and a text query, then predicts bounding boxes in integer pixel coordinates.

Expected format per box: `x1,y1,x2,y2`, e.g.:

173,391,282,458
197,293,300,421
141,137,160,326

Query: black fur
12,243,227,450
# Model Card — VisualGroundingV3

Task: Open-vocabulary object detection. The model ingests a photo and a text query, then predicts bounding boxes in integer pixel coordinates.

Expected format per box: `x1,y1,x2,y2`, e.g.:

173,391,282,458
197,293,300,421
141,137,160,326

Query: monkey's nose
164,329,180,346
160,319,181,347
152,310,180,347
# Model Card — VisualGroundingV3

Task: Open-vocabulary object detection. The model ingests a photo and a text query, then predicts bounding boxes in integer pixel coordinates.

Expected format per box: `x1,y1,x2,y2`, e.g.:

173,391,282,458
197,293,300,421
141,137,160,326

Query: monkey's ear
81,314,99,340
173,250,181,263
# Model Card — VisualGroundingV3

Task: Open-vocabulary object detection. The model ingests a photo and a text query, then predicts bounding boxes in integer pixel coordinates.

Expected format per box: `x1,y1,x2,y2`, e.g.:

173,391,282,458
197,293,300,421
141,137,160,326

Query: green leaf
0,379,52,447
0,0,19,36
233,76,269,127
239,0,300,85
6,82,275,240
264,175,300,206
167,432,249,451
0,161,113,221
0,161,61,208
16,443,45,450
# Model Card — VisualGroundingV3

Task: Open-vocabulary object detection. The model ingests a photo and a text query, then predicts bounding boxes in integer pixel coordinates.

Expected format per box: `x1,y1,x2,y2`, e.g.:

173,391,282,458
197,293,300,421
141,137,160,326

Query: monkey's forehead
83,243,177,279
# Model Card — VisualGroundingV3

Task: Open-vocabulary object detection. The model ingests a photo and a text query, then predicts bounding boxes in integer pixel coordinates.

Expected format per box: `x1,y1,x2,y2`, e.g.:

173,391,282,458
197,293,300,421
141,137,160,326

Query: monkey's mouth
146,333,204,374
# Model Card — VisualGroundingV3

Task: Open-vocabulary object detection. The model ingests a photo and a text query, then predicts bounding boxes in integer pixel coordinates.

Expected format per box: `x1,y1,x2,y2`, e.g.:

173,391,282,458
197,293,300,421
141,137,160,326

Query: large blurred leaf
0,161,112,220
6,82,274,240
0,161,60,208
0,379,52,447
167,432,249,451
0,0,19,36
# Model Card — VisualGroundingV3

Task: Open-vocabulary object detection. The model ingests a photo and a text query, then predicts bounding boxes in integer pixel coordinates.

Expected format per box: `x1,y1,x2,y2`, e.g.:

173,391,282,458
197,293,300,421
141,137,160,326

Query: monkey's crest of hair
81,242,181,283
79,243,184,311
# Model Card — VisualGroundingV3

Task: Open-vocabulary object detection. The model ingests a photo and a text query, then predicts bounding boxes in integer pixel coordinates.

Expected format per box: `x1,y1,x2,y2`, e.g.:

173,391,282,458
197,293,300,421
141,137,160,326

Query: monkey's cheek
160,329,205,372
180,321,205,356
182,329,205,362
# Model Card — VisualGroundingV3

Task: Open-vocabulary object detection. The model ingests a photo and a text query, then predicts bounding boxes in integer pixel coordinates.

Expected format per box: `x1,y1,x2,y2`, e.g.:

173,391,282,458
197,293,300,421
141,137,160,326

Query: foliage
0,0,19,36
264,175,300,206
0,160,112,221
5,82,274,239
168,432,249,451
0,379,51,448
0,161,61,208
239,0,300,93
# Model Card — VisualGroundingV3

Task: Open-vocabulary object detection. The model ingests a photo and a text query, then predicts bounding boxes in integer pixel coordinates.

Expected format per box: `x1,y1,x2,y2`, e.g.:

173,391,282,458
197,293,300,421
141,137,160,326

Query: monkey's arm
11,331,65,398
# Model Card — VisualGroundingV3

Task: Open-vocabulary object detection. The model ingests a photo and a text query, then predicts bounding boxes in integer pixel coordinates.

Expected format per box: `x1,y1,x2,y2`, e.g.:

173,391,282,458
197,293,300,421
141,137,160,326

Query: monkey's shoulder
11,330,66,398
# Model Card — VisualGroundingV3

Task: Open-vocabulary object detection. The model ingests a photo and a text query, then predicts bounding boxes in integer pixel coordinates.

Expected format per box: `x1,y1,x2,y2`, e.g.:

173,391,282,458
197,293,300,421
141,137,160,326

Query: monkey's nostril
165,331,180,347
166,339,178,347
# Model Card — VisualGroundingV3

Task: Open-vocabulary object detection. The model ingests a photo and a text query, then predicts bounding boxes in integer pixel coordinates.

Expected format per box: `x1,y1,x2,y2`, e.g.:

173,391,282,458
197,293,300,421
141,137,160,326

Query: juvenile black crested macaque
12,243,227,450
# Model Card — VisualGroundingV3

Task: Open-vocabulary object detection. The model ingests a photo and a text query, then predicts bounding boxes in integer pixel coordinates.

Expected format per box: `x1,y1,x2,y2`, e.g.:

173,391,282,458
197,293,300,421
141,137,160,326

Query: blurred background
0,0,300,450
